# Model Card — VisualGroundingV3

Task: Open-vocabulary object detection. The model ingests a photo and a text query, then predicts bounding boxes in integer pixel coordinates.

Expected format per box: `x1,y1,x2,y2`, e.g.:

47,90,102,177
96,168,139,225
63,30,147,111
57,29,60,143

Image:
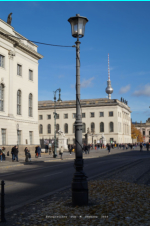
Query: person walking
146,142,149,151
13,146,18,161
140,143,143,152
37,145,41,157
2,147,5,161
107,143,111,154
68,144,72,155
24,147,30,162
60,146,64,160
0,148,2,162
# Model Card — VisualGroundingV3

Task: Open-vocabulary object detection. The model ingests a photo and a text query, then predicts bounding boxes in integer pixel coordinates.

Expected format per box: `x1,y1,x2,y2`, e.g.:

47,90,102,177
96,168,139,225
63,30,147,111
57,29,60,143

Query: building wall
38,101,132,144
0,18,43,147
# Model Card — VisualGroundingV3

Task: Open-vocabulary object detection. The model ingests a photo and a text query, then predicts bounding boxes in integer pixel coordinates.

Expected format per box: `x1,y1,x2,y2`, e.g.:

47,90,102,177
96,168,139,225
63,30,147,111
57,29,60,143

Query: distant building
132,118,150,143
38,98,132,145
0,18,43,150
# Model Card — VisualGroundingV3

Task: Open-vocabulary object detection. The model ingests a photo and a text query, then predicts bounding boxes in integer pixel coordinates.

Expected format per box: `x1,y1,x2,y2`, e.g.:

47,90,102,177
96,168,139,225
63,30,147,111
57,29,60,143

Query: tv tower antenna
105,53,113,99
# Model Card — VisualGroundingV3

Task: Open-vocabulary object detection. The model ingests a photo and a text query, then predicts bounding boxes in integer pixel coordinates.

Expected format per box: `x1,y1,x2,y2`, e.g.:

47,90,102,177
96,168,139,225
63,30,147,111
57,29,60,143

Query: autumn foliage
131,124,143,142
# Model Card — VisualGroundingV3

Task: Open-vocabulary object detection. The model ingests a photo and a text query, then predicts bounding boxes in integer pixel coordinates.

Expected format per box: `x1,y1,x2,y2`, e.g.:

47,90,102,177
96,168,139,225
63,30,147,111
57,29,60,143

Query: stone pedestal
58,136,68,150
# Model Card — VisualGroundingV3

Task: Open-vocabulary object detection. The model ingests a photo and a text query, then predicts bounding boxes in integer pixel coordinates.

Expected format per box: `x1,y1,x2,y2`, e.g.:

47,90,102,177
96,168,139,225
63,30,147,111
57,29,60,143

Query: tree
131,124,143,142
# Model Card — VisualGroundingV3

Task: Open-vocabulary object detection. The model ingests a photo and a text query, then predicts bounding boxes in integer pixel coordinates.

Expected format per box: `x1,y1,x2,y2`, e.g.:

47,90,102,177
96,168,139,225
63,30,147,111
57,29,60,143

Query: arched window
64,123,68,133
47,124,51,134
73,123,75,133
91,122,95,133
82,123,86,133
39,124,43,134
100,122,104,133
29,93,33,117
17,90,21,115
0,83,4,111
56,124,59,133
110,122,114,132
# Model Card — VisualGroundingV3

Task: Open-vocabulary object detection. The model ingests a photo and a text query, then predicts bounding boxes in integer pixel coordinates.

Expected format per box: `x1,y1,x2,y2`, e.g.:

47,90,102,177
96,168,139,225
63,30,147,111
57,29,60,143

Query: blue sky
0,1,150,122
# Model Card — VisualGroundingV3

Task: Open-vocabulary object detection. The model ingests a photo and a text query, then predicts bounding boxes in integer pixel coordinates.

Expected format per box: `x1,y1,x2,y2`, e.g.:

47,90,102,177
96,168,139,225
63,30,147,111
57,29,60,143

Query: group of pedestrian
0,147,5,162
82,144,91,154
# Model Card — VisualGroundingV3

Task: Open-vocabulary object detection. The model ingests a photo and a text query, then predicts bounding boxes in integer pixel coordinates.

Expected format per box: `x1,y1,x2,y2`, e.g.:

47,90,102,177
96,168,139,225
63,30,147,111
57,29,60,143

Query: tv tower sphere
105,53,113,99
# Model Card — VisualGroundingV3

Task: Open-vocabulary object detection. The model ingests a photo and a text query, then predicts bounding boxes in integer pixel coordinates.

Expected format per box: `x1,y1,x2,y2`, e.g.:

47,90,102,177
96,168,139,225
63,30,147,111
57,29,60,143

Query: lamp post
53,88,62,158
68,14,88,206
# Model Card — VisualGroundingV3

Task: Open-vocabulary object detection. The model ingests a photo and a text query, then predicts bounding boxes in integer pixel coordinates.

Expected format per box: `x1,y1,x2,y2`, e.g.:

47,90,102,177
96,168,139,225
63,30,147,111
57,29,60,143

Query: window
47,115,51,119
39,115,43,120
0,55,4,68
91,122,95,133
29,69,33,81
110,122,114,132
143,131,145,136
39,124,43,134
109,111,113,117
1,129,6,145
100,122,104,132
73,113,76,118
17,90,21,115
29,93,33,117
82,123,86,133
47,124,51,134
17,64,22,76
17,130,21,144
56,124,59,132
82,113,86,118
90,112,95,118
100,112,104,117
29,131,33,145
110,138,114,143
73,123,75,133
64,114,68,119
64,123,68,133
0,84,4,111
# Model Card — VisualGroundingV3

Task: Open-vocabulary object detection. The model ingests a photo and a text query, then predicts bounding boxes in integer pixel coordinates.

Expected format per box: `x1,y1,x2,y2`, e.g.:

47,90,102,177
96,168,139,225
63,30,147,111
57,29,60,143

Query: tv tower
105,53,113,99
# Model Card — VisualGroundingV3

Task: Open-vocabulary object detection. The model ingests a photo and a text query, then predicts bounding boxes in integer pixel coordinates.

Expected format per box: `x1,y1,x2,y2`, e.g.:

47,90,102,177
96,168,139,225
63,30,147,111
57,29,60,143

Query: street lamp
68,14,88,206
53,88,62,158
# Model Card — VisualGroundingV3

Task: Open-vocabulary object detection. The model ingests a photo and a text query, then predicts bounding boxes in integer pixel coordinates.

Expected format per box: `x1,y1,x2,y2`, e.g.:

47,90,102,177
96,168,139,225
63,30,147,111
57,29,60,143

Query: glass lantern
68,14,88,38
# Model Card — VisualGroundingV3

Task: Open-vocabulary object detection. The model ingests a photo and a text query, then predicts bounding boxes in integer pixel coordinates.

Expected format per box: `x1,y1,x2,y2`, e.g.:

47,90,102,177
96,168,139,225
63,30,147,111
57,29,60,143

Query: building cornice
38,98,131,112
0,27,43,60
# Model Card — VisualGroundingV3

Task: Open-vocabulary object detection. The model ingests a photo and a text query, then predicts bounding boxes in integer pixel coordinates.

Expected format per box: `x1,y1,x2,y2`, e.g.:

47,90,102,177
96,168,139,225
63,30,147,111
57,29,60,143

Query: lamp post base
72,163,88,206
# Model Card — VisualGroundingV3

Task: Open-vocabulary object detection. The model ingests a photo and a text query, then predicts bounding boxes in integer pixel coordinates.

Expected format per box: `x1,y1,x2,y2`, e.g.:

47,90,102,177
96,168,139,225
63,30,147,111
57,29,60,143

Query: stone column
8,50,15,117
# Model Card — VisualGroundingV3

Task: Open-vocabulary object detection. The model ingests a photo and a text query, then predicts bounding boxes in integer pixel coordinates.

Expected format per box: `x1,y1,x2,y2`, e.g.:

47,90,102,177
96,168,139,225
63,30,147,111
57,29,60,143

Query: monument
101,133,106,146
58,129,68,150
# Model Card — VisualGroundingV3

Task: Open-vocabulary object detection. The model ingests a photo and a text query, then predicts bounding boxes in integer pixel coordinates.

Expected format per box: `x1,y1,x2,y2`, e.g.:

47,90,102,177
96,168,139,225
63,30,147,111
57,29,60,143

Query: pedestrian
140,143,143,152
107,143,111,154
37,145,41,157
13,145,18,161
59,146,64,160
45,144,48,153
35,146,38,158
87,144,90,154
0,148,2,162
146,142,149,151
24,147,31,162
2,147,5,160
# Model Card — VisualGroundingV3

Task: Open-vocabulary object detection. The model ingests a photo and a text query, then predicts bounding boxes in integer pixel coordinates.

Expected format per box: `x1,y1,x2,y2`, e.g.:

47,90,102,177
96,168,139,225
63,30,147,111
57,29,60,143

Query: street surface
0,147,150,213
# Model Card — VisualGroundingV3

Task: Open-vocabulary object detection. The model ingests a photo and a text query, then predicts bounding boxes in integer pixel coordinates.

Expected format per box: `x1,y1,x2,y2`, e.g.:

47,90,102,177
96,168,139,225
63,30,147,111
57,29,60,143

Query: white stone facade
0,18,43,146
38,98,132,144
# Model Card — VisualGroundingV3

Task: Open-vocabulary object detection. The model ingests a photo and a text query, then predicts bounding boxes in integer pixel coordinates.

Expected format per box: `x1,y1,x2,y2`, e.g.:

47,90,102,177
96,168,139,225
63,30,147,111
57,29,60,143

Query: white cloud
119,84,130,94
132,84,150,97
81,77,95,88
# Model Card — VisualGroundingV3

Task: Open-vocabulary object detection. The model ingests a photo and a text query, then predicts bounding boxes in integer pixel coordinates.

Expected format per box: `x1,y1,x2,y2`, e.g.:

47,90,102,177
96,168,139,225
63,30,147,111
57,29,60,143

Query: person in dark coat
107,143,111,154
37,146,41,157
24,147,31,162
140,143,143,152
13,146,18,161
146,142,149,151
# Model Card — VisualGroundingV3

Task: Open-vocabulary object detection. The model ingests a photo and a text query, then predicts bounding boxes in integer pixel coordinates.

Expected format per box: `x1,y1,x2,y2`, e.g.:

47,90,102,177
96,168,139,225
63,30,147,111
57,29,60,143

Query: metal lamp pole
53,88,62,158
68,14,88,206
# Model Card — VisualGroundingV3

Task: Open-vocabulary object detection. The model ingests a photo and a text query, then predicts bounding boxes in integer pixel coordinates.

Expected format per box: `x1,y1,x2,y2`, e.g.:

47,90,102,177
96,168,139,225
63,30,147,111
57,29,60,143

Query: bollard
1,180,6,222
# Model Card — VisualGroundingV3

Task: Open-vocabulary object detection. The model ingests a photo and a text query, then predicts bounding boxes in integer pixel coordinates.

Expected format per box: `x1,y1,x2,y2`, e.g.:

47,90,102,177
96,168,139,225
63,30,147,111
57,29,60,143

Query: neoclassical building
133,118,150,143
0,18,43,150
38,98,132,145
